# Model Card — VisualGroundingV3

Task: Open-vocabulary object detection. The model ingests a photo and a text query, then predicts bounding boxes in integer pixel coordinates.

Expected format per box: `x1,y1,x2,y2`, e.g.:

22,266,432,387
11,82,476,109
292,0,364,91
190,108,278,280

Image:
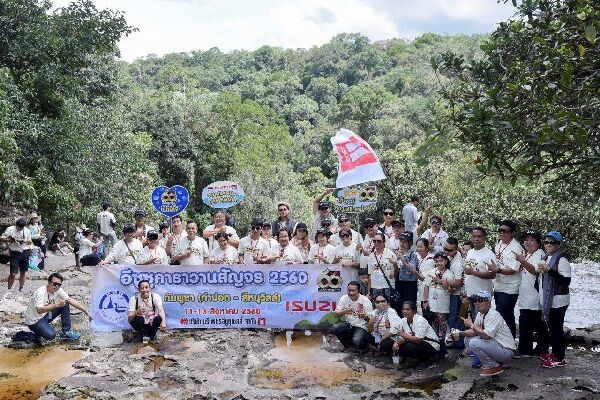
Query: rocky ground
0,254,599,400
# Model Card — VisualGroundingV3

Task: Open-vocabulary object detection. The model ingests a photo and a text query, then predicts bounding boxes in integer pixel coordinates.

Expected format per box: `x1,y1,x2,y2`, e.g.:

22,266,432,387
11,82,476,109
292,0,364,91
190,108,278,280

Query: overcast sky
52,0,517,61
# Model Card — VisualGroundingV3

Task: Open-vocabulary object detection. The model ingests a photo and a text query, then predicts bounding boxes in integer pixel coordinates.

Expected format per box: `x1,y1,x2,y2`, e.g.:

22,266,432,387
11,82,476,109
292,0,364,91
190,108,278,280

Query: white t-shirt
164,231,185,255
538,254,571,308
367,248,397,290
127,292,163,324
238,236,271,265
402,203,419,232
138,246,170,265
380,224,395,241
474,309,516,350
519,249,544,310
334,242,360,281
398,315,440,351
210,245,239,264
423,269,455,313
109,239,143,265
263,237,279,257
271,243,304,265
312,213,338,237
417,253,435,302
359,234,376,269
421,229,449,254
494,239,524,294
464,247,496,297
2,226,33,252
175,236,209,265
330,229,362,247
369,307,402,337
449,253,464,296
335,294,373,329
308,243,336,264
291,237,312,263
79,238,96,258
204,224,239,252
24,286,70,325
97,210,116,235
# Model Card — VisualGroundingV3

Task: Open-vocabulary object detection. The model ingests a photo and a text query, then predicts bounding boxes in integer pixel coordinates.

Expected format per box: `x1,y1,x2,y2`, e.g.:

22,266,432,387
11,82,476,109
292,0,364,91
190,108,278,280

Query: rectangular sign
91,264,353,332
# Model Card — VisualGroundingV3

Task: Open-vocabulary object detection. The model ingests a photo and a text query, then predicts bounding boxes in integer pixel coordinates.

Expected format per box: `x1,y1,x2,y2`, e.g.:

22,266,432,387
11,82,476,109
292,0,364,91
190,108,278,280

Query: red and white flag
330,128,386,188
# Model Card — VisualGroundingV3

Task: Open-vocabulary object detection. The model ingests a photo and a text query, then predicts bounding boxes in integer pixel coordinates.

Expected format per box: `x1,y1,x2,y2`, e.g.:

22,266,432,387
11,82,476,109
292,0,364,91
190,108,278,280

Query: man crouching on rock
128,280,167,343
333,281,373,352
24,272,92,343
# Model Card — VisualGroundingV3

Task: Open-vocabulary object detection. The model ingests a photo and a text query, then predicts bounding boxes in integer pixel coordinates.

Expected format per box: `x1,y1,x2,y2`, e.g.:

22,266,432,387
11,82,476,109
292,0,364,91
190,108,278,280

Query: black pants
548,306,568,361
130,315,162,340
396,280,417,304
333,322,371,350
396,341,438,360
518,309,549,355
32,238,45,270
81,253,101,266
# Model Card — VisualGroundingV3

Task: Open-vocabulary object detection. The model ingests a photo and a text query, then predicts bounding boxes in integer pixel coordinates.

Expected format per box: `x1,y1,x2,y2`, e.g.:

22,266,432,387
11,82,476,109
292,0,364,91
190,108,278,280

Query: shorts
9,251,30,274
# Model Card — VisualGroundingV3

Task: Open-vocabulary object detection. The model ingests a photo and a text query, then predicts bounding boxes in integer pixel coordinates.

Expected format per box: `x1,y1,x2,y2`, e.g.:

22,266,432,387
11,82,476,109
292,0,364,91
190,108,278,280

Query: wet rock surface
0,254,599,399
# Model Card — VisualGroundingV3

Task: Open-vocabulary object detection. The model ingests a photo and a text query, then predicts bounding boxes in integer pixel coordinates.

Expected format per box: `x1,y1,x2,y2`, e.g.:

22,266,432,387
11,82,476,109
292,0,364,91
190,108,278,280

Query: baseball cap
295,222,308,231
122,223,136,233
474,290,492,300
318,202,330,210
134,209,146,217
545,231,564,242
399,231,413,242
15,217,27,227
147,230,159,240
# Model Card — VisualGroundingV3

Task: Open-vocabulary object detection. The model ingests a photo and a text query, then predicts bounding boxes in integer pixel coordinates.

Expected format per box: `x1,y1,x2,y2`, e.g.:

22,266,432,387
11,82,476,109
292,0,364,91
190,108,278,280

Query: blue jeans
494,292,518,338
448,295,465,346
28,303,72,340
100,233,117,257
333,322,371,350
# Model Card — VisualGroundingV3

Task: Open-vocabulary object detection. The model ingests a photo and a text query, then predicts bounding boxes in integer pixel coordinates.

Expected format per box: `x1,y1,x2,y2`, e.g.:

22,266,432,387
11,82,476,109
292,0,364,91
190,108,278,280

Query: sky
52,0,517,61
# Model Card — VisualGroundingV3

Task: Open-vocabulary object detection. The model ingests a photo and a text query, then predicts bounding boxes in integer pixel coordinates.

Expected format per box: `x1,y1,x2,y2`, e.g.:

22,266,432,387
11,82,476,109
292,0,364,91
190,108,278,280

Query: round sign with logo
201,181,245,209
151,185,190,217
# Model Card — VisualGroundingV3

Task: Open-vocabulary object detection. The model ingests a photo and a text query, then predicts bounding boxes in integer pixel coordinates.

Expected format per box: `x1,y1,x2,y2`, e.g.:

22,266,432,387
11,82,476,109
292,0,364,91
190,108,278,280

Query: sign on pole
151,185,189,217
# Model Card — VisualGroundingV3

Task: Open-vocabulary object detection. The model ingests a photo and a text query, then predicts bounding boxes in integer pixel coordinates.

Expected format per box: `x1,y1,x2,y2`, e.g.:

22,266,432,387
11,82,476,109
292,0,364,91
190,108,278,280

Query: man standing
421,215,449,253
165,215,185,264
97,203,117,257
463,227,496,319
24,273,91,343
270,202,297,238
0,217,33,291
238,218,270,264
333,281,374,352
173,221,209,265
490,220,523,338
312,189,338,235
133,209,155,243
128,279,167,342
402,195,420,232
459,290,516,376
444,237,465,349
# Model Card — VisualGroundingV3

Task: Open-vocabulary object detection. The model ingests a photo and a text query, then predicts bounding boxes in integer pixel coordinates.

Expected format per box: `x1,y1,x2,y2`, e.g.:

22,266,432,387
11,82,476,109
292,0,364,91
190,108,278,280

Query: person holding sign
268,229,303,265
203,210,239,253
312,189,338,235
165,215,185,263
128,280,166,343
172,221,209,265
210,232,239,264
308,228,336,264
238,218,270,265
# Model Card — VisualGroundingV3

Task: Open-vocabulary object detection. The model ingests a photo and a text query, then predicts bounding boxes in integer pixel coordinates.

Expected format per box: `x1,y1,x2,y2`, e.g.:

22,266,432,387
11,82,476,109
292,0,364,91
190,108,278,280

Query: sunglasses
319,206,329,210
278,208,287,212
373,239,384,243
51,281,62,287
544,240,559,245
322,223,331,226
251,226,261,231
375,300,387,304
365,224,375,229
384,212,394,216
339,219,349,223
431,220,441,225
339,234,350,238
497,228,511,233
473,298,489,303
443,247,456,252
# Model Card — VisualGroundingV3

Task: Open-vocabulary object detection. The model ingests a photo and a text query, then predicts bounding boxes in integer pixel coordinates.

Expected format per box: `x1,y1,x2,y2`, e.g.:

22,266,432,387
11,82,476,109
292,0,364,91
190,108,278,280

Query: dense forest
1,0,598,259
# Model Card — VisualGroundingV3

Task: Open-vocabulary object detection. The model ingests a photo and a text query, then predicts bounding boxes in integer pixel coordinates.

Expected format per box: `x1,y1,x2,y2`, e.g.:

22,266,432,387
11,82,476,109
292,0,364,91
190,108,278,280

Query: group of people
2,191,572,376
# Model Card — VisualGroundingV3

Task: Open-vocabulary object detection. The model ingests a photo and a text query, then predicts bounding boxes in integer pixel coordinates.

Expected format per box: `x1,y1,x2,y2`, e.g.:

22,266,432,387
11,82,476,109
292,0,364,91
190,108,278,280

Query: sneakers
471,355,482,369
541,354,566,368
59,330,81,340
480,366,504,376
539,353,553,362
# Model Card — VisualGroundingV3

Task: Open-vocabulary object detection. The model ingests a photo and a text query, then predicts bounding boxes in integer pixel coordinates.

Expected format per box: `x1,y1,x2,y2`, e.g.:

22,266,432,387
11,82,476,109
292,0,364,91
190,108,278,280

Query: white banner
91,264,354,331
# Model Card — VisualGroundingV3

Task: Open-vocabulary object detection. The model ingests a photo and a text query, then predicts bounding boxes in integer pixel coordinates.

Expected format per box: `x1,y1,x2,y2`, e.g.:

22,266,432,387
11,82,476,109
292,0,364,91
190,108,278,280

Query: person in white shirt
100,224,144,266
138,231,170,265
393,300,441,370
308,228,336,264
172,221,209,265
385,219,404,255
443,237,467,349
463,227,496,319
79,229,102,266
367,293,402,355
513,229,548,358
97,202,117,257
268,229,303,265
210,232,239,264
0,217,34,291
459,290,516,377
421,215,449,254
261,221,279,257
25,273,91,343
380,207,396,240
402,195,420,232
165,215,185,264
203,209,239,253
291,222,312,263
333,228,360,279
367,233,398,304
330,214,362,247
537,230,571,368
423,253,455,343
157,221,170,249
333,281,374,352
358,218,378,270
238,218,271,264
132,209,155,244
312,188,338,235
128,279,166,342
488,220,524,338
